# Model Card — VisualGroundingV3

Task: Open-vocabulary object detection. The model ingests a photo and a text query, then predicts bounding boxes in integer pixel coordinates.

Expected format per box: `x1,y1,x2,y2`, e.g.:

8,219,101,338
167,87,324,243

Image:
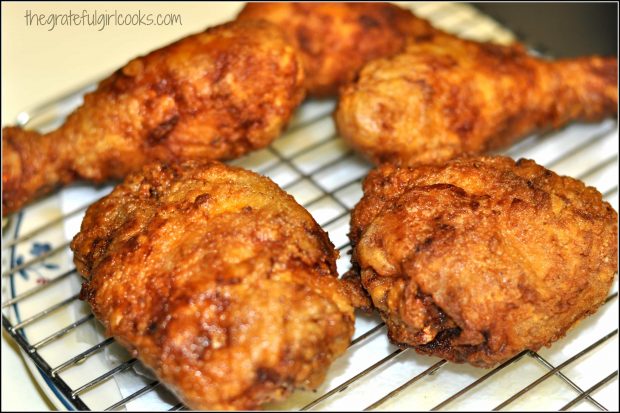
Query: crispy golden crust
336,34,618,166
349,156,617,367
2,20,305,216
237,2,436,98
71,161,354,409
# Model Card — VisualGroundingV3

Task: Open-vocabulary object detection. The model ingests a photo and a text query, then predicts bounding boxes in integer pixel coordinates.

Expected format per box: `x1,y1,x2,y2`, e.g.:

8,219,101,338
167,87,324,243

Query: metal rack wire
2,2,618,411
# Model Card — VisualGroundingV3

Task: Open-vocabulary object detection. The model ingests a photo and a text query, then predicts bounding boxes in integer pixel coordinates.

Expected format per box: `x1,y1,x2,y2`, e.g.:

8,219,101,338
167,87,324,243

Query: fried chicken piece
2,20,305,216
237,2,436,98
349,156,617,367
336,34,618,166
71,161,355,410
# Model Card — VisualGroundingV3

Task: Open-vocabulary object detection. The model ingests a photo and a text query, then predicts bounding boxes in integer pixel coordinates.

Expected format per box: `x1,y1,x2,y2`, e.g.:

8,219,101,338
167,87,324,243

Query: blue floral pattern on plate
15,241,60,281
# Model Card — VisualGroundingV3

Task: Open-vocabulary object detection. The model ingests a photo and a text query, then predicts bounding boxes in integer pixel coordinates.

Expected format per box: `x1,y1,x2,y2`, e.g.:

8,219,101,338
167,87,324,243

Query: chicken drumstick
2,20,305,216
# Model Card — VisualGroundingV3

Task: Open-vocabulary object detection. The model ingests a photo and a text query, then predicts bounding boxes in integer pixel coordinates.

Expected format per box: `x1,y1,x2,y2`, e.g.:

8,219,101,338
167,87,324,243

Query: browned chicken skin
2,20,305,216
71,161,355,410
336,33,618,166
237,2,437,98
349,156,617,367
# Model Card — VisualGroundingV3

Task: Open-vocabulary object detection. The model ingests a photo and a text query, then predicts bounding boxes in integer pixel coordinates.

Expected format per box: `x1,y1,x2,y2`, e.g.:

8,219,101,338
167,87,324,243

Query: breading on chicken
71,161,355,410
336,33,618,166
237,2,437,98
349,156,617,367
2,20,305,216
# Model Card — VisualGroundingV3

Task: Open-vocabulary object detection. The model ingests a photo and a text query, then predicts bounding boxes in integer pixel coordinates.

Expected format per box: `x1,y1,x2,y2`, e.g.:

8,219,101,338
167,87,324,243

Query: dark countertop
473,2,617,57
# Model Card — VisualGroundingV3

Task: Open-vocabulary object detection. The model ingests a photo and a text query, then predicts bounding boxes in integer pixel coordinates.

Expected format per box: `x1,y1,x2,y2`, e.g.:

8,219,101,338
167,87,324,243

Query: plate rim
7,210,74,411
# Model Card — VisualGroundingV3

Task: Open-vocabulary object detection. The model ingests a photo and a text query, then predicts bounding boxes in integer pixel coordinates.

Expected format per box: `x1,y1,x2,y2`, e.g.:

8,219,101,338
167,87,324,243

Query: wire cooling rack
2,2,618,411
